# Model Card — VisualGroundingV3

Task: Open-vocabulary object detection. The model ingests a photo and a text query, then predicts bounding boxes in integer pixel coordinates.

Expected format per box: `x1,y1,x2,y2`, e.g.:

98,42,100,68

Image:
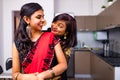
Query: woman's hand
36,72,45,80
20,72,39,80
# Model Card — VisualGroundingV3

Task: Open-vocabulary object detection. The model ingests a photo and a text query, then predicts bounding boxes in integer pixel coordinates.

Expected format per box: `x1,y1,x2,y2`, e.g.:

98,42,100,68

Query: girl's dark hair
14,3,43,59
52,13,77,49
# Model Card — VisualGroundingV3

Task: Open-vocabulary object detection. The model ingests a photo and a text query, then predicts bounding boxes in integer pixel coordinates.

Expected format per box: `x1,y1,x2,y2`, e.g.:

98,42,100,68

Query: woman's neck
31,31,43,42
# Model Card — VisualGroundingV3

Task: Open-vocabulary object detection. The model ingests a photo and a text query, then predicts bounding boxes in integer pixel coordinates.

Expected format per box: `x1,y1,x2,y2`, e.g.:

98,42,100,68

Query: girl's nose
41,19,46,26
52,23,57,28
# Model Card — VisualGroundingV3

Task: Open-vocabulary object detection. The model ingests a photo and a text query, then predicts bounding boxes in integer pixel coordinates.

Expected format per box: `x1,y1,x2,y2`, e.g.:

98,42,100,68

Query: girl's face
28,10,46,31
51,20,67,36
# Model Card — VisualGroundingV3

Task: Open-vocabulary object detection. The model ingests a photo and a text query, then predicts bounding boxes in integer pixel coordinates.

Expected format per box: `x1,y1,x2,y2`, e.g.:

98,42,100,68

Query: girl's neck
31,31,43,42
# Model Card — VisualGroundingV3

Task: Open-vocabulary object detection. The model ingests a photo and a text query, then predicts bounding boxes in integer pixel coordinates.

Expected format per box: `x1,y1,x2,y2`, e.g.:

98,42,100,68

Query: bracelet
49,68,55,78
14,73,20,80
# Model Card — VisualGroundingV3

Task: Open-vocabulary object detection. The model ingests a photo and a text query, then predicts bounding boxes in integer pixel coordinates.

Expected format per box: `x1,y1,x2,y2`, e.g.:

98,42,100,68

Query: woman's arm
52,42,67,75
37,42,67,79
12,43,39,80
12,43,21,79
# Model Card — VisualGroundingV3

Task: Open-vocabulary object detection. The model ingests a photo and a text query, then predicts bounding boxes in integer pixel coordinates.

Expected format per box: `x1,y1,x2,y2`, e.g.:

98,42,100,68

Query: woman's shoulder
43,32,54,35
43,32,57,38
64,47,73,57
14,39,19,46
12,40,20,51
43,32,60,41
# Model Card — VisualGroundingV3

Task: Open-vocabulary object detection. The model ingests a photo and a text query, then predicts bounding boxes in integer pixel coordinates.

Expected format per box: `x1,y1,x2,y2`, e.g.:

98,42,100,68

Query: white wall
92,0,107,15
54,0,117,16
0,0,4,70
2,0,54,73
92,0,117,15
54,0,107,16
54,0,92,16
77,32,103,48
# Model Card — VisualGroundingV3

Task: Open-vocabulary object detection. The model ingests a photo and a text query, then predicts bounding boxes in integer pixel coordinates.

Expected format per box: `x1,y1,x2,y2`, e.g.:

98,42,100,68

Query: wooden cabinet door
75,16,85,31
75,51,91,74
91,53,102,80
110,0,120,26
75,16,97,31
85,16,96,31
97,13,108,30
97,7,112,30
97,0,120,30
100,60,114,80
91,53,114,80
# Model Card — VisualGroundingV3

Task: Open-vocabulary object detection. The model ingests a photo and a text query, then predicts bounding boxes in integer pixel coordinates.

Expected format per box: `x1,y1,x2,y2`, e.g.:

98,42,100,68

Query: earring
64,33,67,40
26,25,31,38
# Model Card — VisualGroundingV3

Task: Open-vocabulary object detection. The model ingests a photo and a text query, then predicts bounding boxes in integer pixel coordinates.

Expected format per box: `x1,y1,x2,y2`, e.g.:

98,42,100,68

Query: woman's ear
23,16,30,24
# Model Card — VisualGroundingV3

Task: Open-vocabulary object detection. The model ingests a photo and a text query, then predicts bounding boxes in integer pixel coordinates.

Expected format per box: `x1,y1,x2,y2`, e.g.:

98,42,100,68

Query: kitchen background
0,0,120,79
109,28,120,53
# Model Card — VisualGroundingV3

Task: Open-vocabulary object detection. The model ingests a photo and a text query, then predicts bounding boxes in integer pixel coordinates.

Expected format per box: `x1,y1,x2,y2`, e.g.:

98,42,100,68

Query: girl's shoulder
43,32,60,42
43,32,57,38
43,32,54,35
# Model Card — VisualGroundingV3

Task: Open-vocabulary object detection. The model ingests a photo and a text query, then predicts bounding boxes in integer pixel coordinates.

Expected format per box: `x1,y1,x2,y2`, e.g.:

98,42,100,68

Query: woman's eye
59,26,63,28
58,24,63,28
36,15,44,19
36,16,41,19
37,17,43,19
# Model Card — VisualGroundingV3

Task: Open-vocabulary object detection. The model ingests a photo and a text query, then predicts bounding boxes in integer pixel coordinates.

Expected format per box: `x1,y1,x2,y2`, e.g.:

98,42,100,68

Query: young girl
51,13,77,80
12,3,67,80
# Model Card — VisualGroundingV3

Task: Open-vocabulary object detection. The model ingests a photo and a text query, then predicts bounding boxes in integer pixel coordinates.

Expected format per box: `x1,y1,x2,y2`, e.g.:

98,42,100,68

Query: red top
22,32,60,73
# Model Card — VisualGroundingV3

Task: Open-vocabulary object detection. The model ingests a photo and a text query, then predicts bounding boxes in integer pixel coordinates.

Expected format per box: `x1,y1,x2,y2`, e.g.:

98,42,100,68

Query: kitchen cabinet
75,16,85,31
91,53,114,80
75,51,91,74
75,16,96,31
97,0,120,30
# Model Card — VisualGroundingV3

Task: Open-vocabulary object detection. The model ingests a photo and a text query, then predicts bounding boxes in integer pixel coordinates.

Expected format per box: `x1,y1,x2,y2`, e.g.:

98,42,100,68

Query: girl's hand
21,73,39,80
37,73,45,80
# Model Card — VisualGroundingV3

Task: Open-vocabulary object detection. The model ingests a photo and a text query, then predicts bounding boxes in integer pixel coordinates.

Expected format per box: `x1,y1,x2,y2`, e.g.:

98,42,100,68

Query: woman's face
28,10,46,31
51,20,67,36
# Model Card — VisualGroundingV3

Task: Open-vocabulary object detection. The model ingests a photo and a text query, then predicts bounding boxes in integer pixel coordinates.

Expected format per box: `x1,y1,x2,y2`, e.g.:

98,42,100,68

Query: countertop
91,49,120,67
73,48,120,67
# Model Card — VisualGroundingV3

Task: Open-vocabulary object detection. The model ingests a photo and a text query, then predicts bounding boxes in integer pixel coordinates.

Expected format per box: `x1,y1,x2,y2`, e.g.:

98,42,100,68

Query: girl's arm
12,43,38,80
12,42,21,79
37,42,67,79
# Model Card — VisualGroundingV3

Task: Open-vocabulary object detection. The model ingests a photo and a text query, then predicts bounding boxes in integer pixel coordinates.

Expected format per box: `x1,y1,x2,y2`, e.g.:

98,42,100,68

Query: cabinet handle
109,24,113,26
85,29,89,31
79,29,84,31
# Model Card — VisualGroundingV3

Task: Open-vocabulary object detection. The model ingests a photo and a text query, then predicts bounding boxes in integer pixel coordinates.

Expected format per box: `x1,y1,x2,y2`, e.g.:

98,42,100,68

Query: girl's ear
23,16,30,24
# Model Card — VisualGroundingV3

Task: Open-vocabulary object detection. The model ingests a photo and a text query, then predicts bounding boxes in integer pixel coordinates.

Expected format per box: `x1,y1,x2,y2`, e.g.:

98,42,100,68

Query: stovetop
103,57,120,67
91,49,120,67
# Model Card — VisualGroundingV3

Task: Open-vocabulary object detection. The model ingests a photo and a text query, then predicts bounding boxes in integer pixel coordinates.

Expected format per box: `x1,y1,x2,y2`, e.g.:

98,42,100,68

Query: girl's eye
36,16,41,19
36,17,40,19
36,15,44,19
58,24,63,28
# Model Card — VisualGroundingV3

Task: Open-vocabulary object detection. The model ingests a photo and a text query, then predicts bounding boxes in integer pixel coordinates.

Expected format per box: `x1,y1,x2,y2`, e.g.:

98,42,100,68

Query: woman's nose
52,23,57,28
41,19,46,26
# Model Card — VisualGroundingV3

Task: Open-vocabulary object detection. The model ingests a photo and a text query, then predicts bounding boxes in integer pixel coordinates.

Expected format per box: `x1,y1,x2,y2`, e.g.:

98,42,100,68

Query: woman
51,13,77,80
12,3,67,80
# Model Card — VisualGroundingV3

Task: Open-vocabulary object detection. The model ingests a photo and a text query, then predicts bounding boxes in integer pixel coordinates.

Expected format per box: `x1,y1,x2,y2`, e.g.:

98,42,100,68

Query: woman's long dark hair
52,13,77,49
14,3,43,60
